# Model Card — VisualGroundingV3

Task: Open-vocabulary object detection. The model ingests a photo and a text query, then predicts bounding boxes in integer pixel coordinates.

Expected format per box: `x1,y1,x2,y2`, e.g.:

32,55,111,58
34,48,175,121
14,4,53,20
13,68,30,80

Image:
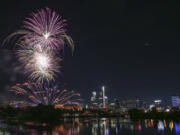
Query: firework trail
4,8,77,101
4,7,74,53
16,45,61,83
3,7,74,83
11,82,81,105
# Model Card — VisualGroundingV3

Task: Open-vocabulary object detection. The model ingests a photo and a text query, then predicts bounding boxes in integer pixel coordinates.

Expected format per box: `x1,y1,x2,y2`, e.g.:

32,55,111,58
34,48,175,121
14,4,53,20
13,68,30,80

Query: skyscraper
171,96,180,108
102,86,105,108
90,91,98,108
90,86,108,109
99,86,108,108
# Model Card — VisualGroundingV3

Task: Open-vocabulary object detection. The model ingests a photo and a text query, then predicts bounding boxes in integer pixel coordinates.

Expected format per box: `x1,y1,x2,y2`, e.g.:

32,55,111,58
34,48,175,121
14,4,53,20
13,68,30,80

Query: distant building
98,86,108,108
109,99,121,110
148,99,163,112
154,100,162,107
115,99,120,109
136,99,147,109
171,96,180,108
120,99,146,111
8,101,31,108
90,91,98,108
55,104,82,111
149,104,155,110
121,99,138,110
90,86,108,109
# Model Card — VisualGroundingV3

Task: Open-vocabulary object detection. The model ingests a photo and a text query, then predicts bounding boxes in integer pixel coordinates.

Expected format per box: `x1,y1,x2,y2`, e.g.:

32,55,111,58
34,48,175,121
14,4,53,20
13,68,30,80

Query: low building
8,101,30,108
55,104,82,111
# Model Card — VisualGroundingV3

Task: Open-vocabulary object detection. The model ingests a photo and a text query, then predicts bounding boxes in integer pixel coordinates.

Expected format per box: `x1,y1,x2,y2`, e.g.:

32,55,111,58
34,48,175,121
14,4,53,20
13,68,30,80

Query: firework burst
11,82,81,105
4,7,74,53
16,45,61,83
3,7,75,83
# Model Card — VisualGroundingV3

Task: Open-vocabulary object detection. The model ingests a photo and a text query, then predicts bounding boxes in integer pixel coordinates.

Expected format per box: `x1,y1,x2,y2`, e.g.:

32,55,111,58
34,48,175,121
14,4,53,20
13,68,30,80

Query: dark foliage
129,109,180,121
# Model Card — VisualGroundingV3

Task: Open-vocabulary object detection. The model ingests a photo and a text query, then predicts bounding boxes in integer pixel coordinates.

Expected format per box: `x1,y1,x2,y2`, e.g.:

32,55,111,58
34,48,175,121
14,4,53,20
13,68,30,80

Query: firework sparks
16,45,61,83
3,7,75,83
35,53,50,70
4,7,74,53
11,82,81,105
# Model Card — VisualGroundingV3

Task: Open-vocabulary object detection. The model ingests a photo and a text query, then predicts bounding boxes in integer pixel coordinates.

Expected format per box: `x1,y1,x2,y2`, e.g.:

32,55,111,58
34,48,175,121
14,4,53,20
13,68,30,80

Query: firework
16,45,61,83
4,7,74,53
11,82,81,105
3,7,75,83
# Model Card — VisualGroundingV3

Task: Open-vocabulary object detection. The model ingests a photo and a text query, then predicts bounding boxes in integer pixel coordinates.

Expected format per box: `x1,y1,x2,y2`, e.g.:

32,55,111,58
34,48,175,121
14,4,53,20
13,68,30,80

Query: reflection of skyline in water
158,121,164,131
175,123,180,135
0,119,180,135
90,119,179,135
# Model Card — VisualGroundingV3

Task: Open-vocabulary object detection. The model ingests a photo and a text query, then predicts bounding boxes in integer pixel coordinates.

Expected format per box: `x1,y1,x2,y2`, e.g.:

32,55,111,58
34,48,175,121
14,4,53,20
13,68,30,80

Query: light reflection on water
0,119,179,135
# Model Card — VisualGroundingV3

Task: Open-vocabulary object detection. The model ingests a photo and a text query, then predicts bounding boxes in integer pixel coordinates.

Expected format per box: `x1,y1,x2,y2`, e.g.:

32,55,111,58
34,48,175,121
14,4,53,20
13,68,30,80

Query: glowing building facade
90,91,98,108
98,86,108,108
171,96,180,108
90,86,108,109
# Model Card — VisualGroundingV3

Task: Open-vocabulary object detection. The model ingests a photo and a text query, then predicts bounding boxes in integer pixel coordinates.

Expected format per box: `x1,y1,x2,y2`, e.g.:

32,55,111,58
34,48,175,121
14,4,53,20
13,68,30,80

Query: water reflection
175,123,180,135
170,121,174,131
158,121,164,131
0,119,180,135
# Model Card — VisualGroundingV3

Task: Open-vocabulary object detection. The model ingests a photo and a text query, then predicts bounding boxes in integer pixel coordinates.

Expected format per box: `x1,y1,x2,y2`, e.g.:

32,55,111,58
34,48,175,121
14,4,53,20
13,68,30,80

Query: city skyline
0,0,180,102
1,1,180,135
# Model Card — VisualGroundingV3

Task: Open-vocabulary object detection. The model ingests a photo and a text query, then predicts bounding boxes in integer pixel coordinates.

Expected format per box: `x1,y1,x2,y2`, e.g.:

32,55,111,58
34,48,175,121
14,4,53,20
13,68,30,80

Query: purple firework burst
11,82,81,105
4,7,74,53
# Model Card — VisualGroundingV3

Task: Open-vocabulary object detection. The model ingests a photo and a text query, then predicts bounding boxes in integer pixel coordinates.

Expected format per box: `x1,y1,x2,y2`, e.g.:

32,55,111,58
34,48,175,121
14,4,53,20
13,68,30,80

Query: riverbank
2,105,179,125
0,105,126,125
129,109,180,121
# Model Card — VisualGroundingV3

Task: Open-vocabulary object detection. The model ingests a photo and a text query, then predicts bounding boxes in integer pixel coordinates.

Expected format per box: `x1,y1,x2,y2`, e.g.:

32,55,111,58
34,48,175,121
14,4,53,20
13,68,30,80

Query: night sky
0,0,180,103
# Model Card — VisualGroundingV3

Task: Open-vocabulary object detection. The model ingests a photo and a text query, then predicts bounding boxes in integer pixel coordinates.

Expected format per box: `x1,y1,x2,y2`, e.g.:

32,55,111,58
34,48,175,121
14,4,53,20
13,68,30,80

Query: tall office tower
98,86,108,108
171,96,180,108
90,91,98,108
102,86,105,108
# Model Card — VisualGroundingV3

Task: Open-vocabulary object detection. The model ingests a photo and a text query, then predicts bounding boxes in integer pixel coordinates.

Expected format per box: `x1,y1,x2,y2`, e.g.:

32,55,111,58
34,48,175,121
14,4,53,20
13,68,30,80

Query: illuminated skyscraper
90,86,108,109
102,86,105,108
99,86,108,108
171,96,180,108
90,91,98,108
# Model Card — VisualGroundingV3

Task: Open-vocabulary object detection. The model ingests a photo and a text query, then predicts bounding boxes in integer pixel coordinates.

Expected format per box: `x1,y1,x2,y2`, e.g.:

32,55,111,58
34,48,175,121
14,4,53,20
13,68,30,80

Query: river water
0,118,179,135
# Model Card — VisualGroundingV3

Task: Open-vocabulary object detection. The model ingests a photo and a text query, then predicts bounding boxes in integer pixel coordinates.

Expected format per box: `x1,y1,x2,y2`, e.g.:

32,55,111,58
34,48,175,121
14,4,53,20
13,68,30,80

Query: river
0,118,179,135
